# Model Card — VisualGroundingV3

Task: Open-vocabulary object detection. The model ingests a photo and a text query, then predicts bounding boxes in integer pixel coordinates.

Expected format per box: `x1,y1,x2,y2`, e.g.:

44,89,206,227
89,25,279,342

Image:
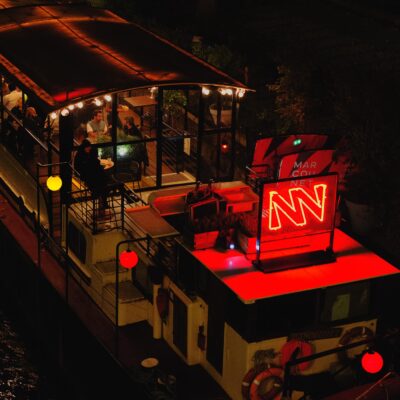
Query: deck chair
114,160,142,196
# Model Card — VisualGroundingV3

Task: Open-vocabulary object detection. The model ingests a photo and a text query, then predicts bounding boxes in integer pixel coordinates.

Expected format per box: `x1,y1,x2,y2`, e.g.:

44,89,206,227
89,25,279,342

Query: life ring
242,364,270,400
281,339,313,372
249,367,283,400
338,326,374,364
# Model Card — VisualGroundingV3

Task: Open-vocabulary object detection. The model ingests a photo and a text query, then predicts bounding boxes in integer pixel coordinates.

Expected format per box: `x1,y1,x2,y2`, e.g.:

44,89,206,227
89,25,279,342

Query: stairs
91,259,149,326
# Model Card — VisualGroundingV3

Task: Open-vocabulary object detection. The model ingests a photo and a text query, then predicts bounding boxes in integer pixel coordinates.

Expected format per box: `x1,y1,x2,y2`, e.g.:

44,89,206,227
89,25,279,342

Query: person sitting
124,117,149,173
3,84,22,111
86,109,108,143
74,139,109,215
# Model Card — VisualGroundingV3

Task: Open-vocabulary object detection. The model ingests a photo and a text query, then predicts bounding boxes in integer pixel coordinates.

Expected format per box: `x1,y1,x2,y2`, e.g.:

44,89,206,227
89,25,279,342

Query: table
124,96,157,108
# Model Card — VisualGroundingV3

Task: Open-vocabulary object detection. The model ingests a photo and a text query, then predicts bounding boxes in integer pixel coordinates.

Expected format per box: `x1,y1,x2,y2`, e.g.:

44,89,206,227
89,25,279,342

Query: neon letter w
269,184,327,230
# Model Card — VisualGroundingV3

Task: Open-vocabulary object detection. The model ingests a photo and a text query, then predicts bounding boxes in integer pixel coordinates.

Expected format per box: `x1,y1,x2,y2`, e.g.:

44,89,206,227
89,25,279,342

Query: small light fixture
237,88,245,98
361,350,384,374
67,104,75,111
50,112,57,120
225,88,233,96
46,175,63,191
149,87,158,99
60,108,69,117
293,138,302,146
94,98,103,107
76,102,84,109
219,88,227,95
119,249,139,269
104,94,112,102
202,86,210,96
229,243,235,250
221,139,229,153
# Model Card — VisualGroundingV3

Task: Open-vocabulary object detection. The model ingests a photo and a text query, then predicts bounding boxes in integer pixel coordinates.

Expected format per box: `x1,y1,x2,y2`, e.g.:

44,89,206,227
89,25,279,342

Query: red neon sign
262,175,337,240
269,184,327,230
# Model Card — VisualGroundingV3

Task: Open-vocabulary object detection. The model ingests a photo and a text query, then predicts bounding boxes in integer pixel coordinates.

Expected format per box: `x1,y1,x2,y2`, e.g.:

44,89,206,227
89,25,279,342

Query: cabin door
173,294,187,357
206,289,225,374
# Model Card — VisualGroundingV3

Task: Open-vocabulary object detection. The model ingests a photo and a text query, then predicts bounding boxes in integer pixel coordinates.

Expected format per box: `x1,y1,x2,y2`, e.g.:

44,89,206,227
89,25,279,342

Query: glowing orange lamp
46,175,62,191
119,249,139,269
361,350,384,374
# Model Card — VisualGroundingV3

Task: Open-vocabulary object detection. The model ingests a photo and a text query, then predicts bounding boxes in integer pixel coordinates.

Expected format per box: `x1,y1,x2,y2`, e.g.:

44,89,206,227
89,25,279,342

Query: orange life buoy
242,363,271,399
281,339,313,372
338,326,374,364
249,367,283,400
242,367,259,399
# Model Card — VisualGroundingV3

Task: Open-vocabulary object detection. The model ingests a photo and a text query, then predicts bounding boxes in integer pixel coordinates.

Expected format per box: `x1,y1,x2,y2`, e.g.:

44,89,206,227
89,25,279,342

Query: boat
0,1,399,399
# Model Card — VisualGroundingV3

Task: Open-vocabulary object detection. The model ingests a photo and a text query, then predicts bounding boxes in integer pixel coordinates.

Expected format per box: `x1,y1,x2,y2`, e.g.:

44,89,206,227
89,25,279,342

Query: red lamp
119,249,139,269
361,350,384,374
221,140,229,153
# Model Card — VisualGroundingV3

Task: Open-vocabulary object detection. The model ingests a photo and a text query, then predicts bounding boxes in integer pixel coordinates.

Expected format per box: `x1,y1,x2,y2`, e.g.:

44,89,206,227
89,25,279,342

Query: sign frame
254,173,338,273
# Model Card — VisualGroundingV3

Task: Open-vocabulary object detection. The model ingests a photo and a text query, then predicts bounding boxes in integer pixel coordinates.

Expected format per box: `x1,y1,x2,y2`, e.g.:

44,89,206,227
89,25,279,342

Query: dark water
0,308,40,400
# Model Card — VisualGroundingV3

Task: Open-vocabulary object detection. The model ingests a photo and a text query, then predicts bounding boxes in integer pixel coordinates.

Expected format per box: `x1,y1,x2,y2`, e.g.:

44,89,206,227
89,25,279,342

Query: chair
114,160,142,195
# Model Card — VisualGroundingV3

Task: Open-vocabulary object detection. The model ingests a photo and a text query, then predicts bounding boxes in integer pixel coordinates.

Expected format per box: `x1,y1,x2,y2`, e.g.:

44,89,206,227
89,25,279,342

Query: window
68,222,86,263
320,281,370,323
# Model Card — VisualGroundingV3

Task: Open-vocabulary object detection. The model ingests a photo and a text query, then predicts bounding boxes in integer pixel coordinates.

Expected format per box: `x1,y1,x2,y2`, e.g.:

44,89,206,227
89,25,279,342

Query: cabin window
68,222,87,264
320,281,371,323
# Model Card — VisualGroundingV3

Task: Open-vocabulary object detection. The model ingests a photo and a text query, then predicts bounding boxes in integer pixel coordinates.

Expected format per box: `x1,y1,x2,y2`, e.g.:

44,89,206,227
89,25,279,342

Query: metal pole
196,88,205,181
115,241,121,358
255,182,264,268
156,88,163,188
230,94,238,180
0,78,4,137
36,163,41,270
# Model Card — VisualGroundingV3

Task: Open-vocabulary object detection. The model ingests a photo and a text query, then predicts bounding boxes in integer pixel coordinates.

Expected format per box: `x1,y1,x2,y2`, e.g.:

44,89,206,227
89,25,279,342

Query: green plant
163,90,187,118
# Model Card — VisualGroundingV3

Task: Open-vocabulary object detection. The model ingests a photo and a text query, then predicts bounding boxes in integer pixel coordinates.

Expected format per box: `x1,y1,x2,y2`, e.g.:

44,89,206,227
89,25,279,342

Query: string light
237,88,246,98
104,94,112,102
202,87,210,96
67,104,75,111
50,112,57,120
60,108,69,117
94,98,103,106
76,102,84,109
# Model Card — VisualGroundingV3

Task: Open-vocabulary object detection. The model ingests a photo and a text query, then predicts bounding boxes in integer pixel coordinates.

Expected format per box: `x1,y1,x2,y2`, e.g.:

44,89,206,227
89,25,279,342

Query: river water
0,308,40,399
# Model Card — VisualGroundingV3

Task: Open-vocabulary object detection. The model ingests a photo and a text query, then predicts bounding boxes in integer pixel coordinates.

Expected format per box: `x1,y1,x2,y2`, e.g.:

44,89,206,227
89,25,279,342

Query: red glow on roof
52,87,96,102
192,229,399,302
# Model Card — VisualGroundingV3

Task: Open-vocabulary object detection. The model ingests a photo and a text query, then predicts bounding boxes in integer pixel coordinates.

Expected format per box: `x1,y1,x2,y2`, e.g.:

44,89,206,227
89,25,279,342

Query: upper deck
192,229,399,303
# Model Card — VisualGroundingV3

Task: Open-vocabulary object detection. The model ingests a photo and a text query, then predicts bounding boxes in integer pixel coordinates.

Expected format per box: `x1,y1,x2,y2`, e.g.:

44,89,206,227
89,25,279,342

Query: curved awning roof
0,3,247,112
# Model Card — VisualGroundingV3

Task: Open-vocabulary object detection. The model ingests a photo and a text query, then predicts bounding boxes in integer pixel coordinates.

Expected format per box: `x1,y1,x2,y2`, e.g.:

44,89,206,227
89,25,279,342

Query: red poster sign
261,174,337,241
251,134,329,178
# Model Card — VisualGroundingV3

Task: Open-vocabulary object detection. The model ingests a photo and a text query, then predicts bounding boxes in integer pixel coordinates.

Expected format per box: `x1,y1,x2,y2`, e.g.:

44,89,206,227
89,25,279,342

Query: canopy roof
0,2,247,111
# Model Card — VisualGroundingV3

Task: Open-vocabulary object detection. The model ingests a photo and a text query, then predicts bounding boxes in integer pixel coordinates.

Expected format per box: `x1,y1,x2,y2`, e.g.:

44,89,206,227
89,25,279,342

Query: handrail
282,330,400,398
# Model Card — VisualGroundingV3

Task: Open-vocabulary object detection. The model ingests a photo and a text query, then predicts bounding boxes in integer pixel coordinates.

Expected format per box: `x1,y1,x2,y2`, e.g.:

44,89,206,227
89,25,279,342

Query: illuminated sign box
255,174,338,272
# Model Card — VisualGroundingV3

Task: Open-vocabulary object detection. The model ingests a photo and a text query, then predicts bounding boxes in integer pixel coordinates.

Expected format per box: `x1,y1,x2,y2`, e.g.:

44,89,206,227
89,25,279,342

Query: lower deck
0,191,228,400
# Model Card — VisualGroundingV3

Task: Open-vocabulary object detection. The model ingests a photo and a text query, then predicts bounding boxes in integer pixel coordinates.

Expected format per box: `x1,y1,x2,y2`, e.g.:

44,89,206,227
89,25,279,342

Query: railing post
121,184,125,232
115,242,121,358
36,163,41,271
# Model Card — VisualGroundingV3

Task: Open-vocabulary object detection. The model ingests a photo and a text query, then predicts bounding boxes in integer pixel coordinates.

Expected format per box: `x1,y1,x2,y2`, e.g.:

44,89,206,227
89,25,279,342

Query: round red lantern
361,351,383,374
119,249,138,269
